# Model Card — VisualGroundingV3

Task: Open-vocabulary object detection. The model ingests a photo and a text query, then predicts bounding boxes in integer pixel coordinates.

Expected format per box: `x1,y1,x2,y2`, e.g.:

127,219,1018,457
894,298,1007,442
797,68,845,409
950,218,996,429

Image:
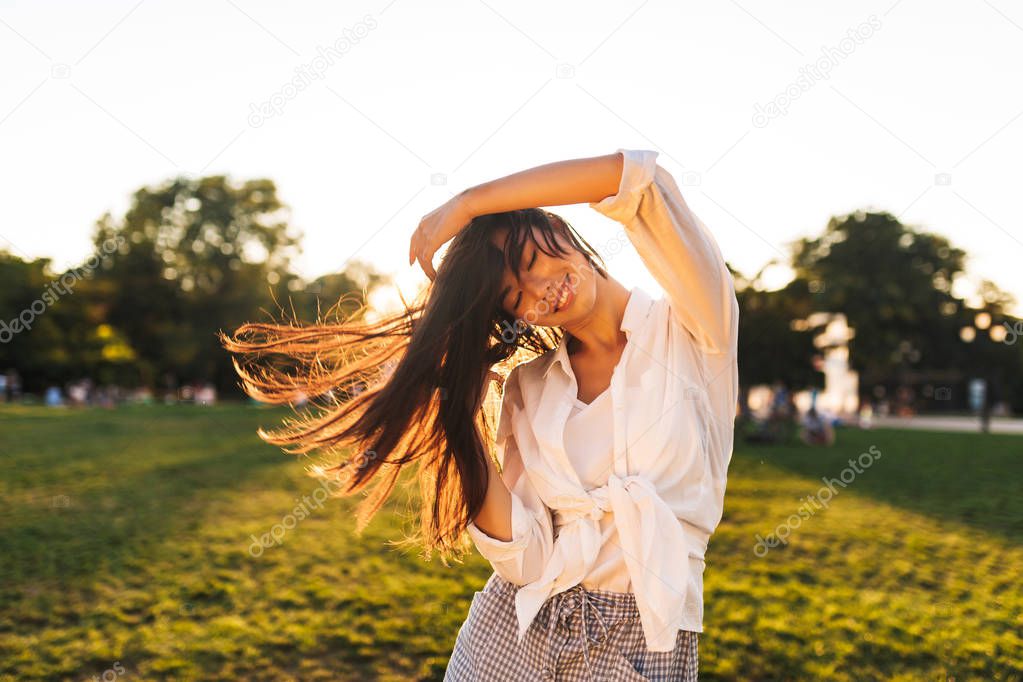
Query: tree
89,174,386,395
792,211,971,400
284,262,391,325
732,260,824,418
0,252,136,391
737,276,823,392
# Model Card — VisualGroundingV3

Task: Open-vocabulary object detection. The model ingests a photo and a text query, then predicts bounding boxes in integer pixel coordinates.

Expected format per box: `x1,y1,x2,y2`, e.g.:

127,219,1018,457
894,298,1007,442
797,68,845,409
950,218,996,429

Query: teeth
556,283,568,311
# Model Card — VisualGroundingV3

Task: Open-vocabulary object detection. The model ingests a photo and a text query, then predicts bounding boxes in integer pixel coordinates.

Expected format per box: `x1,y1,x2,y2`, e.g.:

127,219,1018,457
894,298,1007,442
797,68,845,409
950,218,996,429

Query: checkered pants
444,572,699,681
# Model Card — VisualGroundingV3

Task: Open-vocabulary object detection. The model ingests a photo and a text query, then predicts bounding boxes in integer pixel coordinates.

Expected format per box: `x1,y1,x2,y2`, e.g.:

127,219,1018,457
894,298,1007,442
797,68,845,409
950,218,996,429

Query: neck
563,276,631,356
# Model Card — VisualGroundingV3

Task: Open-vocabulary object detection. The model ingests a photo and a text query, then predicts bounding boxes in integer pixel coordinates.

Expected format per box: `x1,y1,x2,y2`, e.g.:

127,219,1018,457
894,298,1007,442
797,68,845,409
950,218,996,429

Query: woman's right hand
408,191,475,281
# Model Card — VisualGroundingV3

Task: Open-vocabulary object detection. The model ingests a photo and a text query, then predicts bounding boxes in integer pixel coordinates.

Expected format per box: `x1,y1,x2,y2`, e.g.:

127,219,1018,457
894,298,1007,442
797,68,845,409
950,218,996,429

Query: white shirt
465,148,740,652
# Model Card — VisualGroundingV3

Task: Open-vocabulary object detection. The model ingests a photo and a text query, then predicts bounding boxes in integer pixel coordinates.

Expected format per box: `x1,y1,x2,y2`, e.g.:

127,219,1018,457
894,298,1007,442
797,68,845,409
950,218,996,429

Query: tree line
2,173,1020,412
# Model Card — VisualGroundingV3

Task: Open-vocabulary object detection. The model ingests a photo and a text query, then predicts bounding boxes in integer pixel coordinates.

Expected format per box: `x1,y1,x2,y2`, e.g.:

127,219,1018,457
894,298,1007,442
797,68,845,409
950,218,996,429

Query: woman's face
489,224,597,327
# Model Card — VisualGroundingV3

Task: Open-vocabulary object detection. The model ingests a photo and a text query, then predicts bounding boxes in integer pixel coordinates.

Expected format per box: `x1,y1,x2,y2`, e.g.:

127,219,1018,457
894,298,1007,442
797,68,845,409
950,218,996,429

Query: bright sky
2,0,1021,315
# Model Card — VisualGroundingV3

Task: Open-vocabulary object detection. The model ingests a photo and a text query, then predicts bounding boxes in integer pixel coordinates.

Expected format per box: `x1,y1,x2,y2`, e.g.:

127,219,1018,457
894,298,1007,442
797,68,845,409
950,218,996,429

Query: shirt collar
542,285,653,380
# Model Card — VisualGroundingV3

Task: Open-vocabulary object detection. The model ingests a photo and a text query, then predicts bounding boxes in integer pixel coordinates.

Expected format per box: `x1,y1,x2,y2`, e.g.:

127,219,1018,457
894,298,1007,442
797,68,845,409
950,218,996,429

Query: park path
871,415,1023,434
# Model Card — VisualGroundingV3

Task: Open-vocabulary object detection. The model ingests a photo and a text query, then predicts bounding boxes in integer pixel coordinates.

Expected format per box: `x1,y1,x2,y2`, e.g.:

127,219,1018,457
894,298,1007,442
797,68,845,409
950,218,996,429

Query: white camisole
562,386,634,592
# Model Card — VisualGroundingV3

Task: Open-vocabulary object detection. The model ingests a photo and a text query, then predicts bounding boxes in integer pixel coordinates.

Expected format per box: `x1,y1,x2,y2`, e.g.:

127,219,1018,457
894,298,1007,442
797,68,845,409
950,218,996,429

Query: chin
559,290,593,324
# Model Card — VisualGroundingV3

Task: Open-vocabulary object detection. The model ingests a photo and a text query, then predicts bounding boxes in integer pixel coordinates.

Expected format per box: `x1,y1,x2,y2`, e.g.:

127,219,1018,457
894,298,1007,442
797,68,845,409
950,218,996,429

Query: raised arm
409,153,624,279
408,148,737,357
457,152,624,216
589,148,738,356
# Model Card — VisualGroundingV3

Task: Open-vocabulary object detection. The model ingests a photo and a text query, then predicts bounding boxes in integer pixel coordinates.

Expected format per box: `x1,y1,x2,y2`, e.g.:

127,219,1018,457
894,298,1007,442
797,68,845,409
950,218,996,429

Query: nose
519,272,559,304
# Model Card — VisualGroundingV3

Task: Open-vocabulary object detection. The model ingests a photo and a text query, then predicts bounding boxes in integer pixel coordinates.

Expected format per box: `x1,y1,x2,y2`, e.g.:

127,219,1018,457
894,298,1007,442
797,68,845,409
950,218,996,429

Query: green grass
0,405,1020,681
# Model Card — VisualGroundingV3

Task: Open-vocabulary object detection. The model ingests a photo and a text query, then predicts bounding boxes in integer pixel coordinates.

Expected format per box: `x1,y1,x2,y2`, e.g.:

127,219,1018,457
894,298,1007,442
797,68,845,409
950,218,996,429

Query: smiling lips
552,274,573,313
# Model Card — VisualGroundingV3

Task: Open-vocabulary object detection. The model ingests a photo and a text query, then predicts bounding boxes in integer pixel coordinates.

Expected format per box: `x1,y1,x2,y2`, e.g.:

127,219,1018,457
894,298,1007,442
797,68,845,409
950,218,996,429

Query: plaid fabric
444,572,698,681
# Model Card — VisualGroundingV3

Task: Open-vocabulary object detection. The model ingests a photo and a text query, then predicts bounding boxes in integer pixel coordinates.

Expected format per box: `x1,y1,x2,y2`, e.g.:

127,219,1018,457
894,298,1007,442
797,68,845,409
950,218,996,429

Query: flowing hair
219,208,609,564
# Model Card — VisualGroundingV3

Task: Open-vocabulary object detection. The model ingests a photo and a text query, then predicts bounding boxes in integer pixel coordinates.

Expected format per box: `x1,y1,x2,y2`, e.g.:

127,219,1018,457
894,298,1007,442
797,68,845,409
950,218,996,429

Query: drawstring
543,584,615,678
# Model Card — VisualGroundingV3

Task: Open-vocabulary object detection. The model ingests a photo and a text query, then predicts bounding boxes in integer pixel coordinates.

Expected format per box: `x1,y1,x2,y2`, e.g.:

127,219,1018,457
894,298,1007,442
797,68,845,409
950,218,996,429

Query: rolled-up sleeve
589,148,739,357
465,366,555,585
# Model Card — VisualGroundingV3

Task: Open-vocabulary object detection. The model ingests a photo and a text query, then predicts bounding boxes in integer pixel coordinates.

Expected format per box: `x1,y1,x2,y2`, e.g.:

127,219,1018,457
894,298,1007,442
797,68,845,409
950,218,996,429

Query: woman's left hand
408,192,474,281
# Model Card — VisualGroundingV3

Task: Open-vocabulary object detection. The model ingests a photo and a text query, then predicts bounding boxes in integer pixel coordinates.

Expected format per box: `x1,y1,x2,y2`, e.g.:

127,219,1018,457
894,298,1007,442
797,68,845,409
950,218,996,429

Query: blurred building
794,312,859,419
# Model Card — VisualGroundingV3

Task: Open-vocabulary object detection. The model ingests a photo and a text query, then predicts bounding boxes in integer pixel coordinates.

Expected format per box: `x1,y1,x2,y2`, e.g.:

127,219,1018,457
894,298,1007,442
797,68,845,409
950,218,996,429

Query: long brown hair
219,208,609,564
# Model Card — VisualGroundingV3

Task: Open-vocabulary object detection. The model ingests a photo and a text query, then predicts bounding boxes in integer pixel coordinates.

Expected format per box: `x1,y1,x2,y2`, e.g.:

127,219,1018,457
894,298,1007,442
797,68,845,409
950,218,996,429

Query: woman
221,149,739,680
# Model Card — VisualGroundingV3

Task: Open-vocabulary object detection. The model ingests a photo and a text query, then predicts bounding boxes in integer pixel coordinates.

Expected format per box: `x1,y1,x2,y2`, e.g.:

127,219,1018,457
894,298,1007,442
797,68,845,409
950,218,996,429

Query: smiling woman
221,149,737,681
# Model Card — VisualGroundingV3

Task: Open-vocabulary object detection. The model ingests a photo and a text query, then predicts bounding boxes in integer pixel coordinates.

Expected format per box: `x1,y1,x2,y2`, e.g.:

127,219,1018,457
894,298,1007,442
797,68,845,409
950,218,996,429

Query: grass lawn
1,404,1020,681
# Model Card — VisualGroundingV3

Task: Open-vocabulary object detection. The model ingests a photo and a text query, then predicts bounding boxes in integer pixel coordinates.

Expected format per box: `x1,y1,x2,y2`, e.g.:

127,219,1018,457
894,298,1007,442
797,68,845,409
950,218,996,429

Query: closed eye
505,247,537,312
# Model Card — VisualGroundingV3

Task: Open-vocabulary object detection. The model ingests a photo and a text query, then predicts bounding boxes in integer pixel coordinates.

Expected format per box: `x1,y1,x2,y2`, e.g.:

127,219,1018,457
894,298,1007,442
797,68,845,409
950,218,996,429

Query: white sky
1,0,1021,314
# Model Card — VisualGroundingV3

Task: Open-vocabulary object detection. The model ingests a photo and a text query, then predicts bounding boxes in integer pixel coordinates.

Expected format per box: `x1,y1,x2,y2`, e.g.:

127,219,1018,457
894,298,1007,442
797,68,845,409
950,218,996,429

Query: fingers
418,251,437,281
409,220,437,280
410,242,436,281
409,228,421,267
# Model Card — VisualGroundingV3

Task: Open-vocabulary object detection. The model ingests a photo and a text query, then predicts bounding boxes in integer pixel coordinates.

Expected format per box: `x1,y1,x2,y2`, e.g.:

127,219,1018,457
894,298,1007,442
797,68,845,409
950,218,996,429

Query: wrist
453,185,486,222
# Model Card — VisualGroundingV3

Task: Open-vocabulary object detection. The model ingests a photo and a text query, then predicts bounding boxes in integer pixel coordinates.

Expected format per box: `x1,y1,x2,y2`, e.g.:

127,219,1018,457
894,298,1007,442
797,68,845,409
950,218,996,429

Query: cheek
566,260,593,291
